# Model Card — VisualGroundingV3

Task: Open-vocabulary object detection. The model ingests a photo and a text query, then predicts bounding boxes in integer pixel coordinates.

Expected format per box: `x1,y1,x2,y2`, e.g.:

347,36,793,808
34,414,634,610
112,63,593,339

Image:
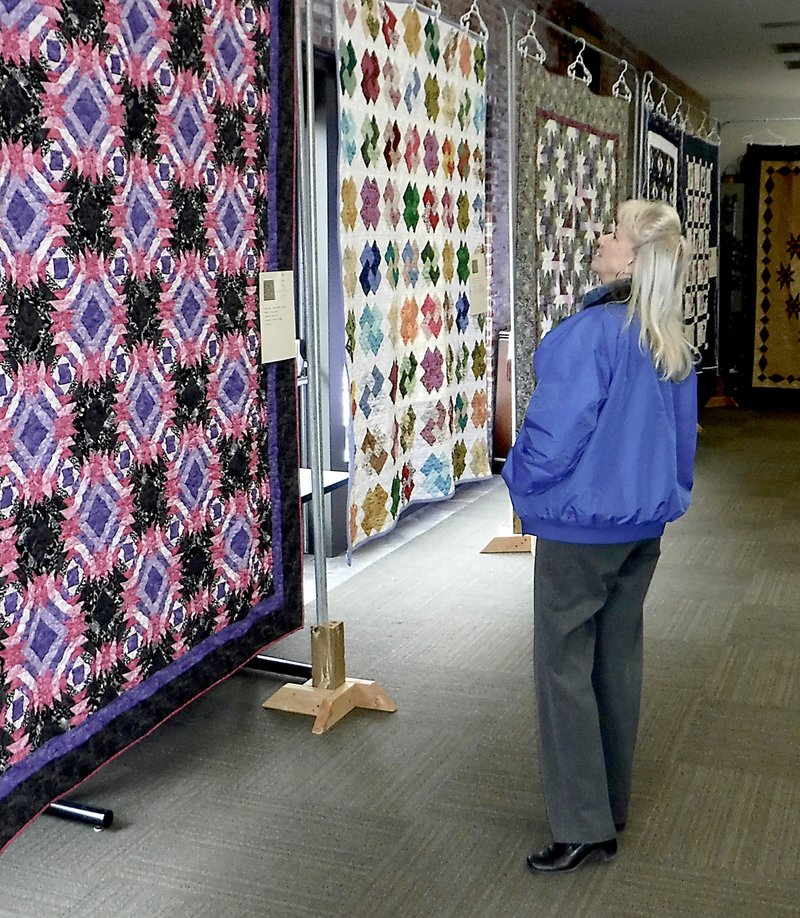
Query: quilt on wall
645,111,681,206
744,145,800,389
678,133,719,355
514,59,631,427
336,0,491,549
0,0,300,851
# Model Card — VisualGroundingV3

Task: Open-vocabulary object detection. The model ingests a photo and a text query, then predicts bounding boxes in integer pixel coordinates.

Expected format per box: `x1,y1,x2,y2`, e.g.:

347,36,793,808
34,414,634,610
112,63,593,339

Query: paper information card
258,270,296,364
470,245,489,315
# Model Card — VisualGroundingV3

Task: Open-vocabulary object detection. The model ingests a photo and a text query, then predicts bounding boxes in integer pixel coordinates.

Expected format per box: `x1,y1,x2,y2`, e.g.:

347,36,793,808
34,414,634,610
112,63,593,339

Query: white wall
713,98,800,176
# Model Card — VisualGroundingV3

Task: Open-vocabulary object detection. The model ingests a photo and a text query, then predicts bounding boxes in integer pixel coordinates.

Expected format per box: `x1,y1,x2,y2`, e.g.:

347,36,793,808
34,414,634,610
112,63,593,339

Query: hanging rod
412,0,489,44
720,117,800,127
514,8,639,73
643,70,718,139
643,70,712,123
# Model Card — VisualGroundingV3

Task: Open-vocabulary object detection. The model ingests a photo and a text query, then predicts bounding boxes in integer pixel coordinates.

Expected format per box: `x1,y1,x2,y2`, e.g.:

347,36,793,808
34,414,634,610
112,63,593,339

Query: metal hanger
413,0,442,17
459,0,488,40
611,59,632,101
742,123,788,145
517,10,547,63
567,37,592,86
672,95,686,130
656,82,669,118
642,71,655,109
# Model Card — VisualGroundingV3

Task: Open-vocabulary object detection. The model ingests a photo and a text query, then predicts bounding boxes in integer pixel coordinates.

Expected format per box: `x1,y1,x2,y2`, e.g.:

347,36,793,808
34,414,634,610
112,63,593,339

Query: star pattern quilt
336,0,491,549
745,146,800,389
0,0,301,850
514,60,630,427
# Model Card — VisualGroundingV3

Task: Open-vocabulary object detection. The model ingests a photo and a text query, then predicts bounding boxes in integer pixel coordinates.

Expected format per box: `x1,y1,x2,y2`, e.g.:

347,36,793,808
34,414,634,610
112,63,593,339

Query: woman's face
591,221,637,285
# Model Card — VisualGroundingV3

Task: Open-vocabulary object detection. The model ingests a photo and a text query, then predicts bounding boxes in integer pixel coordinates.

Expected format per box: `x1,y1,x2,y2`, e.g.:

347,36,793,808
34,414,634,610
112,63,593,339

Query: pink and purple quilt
0,0,301,850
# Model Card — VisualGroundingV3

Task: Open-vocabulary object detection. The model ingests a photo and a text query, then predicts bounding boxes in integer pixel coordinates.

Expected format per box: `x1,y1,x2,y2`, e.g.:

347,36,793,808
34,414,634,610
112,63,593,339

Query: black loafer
527,839,617,873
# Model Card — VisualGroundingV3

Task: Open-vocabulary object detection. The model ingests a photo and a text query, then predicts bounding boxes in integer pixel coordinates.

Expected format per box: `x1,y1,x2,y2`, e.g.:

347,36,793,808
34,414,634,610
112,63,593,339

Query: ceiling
582,0,800,102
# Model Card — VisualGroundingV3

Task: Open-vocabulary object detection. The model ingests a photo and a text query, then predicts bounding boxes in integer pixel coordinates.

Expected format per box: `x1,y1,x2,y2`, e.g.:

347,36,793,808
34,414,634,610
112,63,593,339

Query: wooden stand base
263,677,397,734
705,394,739,408
480,534,533,553
705,376,739,409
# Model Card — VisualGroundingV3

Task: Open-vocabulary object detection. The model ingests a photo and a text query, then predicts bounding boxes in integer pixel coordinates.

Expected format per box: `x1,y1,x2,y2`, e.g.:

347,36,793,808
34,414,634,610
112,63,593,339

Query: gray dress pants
533,537,661,843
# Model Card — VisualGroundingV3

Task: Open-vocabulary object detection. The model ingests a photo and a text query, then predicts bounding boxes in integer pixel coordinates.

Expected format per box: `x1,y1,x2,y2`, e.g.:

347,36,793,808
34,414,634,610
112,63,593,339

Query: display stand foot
705,395,739,408
263,620,397,733
705,376,739,409
263,677,397,734
480,534,533,553
46,800,114,831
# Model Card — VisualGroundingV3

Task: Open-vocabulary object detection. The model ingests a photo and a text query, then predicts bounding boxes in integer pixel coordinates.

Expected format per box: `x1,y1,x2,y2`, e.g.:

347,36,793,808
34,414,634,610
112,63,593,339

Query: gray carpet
3,408,800,917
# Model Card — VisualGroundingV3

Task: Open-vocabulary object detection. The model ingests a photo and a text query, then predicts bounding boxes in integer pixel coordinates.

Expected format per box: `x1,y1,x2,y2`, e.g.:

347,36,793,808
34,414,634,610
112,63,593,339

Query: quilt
514,59,631,427
0,0,301,851
679,133,719,354
744,145,800,389
645,111,681,206
336,0,491,549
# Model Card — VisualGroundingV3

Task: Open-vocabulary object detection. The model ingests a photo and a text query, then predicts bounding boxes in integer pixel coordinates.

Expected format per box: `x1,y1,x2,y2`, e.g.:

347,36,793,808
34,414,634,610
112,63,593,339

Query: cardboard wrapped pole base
263,621,397,734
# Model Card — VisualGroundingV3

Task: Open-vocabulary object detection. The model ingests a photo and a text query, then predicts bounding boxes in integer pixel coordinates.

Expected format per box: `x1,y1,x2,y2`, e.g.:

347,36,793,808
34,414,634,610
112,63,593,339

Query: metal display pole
506,8,517,436
300,0,331,626
247,0,321,684
262,0,396,732
480,9,533,554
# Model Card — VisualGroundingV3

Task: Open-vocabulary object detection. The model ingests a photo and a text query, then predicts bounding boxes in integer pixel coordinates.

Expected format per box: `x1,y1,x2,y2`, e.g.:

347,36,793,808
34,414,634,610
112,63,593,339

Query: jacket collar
583,279,631,309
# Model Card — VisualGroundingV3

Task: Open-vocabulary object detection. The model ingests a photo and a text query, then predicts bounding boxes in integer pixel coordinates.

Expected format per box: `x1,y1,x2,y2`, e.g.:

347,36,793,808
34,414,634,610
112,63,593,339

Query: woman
503,199,698,873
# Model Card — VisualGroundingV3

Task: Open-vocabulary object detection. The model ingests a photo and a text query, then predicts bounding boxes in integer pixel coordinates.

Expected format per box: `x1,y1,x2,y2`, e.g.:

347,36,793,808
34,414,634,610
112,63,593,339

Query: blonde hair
617,199,696,382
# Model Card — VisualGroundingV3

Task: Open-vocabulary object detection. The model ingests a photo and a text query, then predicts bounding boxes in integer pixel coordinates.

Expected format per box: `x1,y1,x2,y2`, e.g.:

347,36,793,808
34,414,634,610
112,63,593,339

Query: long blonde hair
617,199,696,382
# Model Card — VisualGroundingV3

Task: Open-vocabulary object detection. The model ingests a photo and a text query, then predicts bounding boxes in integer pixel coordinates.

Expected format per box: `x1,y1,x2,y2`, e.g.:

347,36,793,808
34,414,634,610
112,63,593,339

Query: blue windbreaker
502,283,698,544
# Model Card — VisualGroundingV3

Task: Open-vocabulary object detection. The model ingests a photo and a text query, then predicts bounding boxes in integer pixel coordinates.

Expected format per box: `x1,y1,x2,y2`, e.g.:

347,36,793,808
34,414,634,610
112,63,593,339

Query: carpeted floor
3,408,800,917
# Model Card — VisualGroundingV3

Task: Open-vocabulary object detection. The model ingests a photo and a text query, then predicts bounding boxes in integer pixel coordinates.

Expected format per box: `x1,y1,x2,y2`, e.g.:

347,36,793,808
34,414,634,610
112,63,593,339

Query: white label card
258,270,296,364
708,247,718,279
470,245,489,315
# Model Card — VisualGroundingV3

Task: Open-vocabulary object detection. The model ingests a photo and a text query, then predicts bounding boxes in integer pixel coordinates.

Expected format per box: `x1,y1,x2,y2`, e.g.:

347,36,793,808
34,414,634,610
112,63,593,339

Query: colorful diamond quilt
514,60,631,427
0,0,300,851
745,145,800,389
336,0,491,549
679,133,719,353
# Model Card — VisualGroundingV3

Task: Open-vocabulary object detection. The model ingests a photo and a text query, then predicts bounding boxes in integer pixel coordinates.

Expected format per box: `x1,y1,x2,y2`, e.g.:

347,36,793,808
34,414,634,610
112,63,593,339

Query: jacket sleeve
502,314,612,497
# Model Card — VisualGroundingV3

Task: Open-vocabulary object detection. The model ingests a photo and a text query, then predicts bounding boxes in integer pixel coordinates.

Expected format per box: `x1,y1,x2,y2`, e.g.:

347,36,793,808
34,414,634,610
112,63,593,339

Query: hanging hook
642,71,655,109
611,59,632,102
460,0,488,40
697,110,708,139
656,82,669,118
672,95,686,130
567,37,592,87
516,10,546,64
708,117,721,144
416,0,442,17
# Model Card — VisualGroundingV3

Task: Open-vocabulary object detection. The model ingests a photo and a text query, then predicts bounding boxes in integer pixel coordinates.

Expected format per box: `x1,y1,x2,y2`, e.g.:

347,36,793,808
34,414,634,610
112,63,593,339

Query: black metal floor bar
246,655,312,680
46,800,114,829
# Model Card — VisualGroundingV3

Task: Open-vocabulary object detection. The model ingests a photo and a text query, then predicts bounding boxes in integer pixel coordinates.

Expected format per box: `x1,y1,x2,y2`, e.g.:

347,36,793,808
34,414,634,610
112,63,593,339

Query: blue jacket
502,283,697,544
